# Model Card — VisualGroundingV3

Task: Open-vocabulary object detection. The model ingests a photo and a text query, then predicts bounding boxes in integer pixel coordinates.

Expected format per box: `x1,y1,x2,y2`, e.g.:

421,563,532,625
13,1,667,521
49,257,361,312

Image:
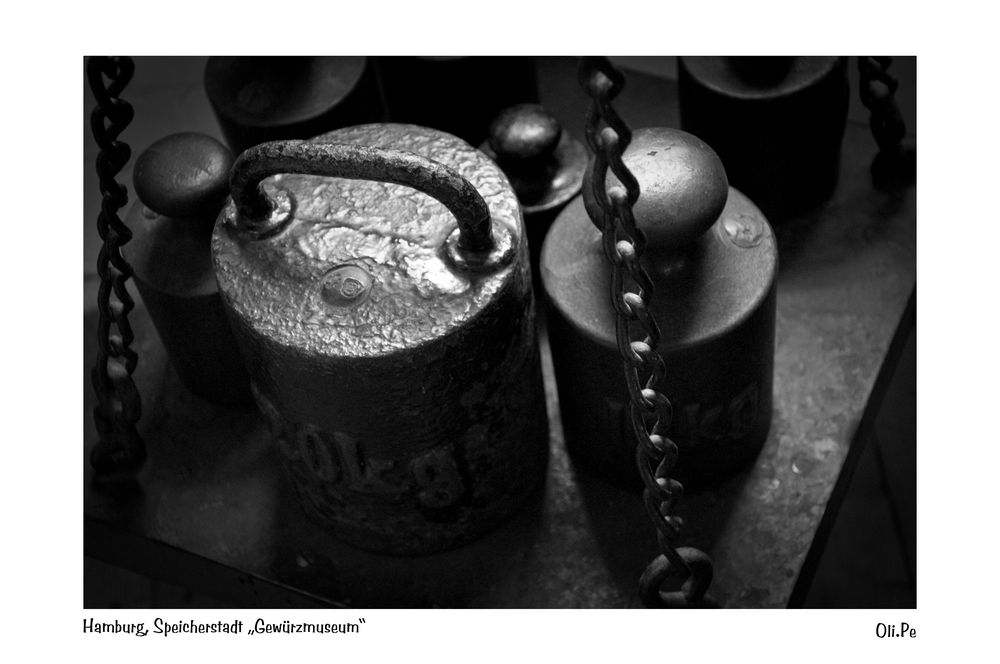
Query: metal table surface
83,57,916,608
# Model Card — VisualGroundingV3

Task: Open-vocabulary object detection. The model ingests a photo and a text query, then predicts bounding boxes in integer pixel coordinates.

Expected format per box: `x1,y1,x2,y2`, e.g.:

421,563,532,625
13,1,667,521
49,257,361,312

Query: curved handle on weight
229,140,496,255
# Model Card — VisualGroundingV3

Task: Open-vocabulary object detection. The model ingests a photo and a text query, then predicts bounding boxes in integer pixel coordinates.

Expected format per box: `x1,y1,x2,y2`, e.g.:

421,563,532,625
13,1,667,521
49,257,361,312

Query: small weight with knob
542,127,777,489
480,104,586,288
124,132,253,406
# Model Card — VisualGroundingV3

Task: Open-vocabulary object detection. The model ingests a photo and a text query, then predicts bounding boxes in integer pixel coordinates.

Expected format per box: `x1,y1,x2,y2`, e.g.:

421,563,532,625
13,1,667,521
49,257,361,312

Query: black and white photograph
81,54,917,612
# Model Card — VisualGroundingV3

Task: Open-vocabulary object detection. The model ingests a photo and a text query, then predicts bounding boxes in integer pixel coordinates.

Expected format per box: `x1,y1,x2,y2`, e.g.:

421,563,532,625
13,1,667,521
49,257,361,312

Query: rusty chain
578,57,714,608
88,56,145,474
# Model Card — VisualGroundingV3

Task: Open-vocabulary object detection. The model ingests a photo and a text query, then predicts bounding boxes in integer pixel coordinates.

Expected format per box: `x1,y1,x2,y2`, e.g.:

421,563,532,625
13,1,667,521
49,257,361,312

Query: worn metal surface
212,124,547,555
84,60,916,608
125,133,252,405
679,56,849,222
544,127,777,491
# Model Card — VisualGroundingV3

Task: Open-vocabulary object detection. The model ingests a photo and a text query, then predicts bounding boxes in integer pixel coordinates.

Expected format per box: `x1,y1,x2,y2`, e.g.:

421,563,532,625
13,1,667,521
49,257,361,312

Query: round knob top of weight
481,104,587,213
583,127,729,251
133,132,233,220
488,104,562,163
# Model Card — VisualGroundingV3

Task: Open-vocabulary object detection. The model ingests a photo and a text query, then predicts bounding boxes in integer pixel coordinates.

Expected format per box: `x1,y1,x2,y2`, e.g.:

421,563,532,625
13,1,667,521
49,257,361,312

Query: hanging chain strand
578,57,714,608
857,56,907,152
857,56,915,189
87,56,146,474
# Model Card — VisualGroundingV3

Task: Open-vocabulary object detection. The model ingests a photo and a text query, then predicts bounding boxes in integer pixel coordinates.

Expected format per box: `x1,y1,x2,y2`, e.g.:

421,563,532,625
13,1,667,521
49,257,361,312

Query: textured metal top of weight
680,56,841,98
543,127,776,349
212,124,523,358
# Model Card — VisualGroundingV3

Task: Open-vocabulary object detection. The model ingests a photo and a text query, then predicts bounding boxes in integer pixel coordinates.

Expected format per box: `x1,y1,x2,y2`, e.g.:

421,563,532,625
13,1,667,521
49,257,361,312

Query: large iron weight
212,124,549,555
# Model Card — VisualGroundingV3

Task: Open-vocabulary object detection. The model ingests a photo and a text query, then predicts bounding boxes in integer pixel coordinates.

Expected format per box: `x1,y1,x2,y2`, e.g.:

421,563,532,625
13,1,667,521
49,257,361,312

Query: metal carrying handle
228,140,496,254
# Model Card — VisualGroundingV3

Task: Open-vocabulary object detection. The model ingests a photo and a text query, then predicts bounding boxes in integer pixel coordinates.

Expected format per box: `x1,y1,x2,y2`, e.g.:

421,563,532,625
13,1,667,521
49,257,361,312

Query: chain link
87,56,145,474
578,57,714,608
858,56,907,152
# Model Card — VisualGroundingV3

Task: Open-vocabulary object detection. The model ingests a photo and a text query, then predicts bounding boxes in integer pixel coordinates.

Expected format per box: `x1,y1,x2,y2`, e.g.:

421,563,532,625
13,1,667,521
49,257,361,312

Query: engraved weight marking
327,432,406,495
298,424,342,483
677,382,760,446
255,384,466,507
610,382,761,448
683,402,726,442
252,382,297,459
278,415,464,504
728,381,760,440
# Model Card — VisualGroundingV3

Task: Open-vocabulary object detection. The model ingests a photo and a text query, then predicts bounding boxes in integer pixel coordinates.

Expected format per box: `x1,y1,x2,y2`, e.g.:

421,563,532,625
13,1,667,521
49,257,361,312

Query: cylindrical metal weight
541,128,777,489
678,56,849,222
212,124,548,555
124,133,252,405
479,104,587,288
376,57,539,146
204,56,385,155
